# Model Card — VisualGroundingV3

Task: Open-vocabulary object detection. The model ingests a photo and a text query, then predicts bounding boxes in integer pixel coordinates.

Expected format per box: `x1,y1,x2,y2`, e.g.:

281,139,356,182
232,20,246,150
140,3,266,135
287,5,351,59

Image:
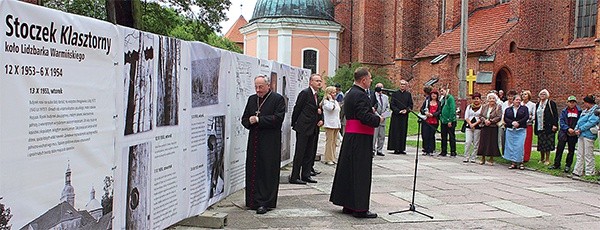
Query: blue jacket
575,104,599,140
559,106,581,131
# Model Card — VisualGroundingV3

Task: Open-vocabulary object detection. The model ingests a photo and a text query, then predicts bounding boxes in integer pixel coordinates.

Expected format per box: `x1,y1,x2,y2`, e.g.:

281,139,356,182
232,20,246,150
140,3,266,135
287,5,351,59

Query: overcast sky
219,0,258,34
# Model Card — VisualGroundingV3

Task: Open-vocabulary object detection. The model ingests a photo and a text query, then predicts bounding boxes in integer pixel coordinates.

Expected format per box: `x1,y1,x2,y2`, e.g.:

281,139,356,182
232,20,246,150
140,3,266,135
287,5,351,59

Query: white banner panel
187,42,227,215
225,53,260,193
0,1,313,229
113,27,192,230
0,1,118,229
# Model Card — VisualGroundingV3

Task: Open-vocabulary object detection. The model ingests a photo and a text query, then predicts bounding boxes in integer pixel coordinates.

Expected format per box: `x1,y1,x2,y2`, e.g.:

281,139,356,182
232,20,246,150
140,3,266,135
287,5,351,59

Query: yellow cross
466,69,477,95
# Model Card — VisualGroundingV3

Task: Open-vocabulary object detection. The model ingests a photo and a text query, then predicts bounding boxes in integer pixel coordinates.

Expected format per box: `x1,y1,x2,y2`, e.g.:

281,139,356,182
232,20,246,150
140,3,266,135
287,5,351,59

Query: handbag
460,120,467,133
461,117,477,132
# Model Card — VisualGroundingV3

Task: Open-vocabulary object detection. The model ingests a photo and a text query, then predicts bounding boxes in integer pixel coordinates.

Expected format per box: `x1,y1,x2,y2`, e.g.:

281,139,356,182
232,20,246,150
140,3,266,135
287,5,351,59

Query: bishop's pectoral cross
255,110,260,116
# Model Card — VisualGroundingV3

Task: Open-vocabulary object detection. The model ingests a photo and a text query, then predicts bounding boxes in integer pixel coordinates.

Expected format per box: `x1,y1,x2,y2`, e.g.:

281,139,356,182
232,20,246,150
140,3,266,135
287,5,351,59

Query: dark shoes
391,150,407,155
564,166,571,173
289,178,307,185
310,170,321,176
352,211,378,218
437,153,447,157
302,177,318,183
342,207,353,214
450,152,457,158
256,206,268,214
376,152,385,156
548,165,560,170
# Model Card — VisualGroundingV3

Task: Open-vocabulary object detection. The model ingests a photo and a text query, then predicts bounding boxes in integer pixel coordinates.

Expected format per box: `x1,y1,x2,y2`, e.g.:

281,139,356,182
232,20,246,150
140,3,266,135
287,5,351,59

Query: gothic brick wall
335,0,600,107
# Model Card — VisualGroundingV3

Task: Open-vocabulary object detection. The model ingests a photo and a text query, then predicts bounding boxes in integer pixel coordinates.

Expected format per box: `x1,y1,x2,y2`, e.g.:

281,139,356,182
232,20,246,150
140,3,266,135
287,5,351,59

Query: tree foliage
327,62,395,92
156,0,231,33
0,198,12,230
205,33,242,53
101,176,113,215
42,0,107,20
141,2,241,53
41,0,241,53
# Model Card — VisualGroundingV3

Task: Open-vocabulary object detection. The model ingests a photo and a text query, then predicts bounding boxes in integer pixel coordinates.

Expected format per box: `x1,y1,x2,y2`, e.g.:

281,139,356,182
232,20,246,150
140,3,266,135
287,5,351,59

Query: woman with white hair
476,93,503,165
534,89,558,165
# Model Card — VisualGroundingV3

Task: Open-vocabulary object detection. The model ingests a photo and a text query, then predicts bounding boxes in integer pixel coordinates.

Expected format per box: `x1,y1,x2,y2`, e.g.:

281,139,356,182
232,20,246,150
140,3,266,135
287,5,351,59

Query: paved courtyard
175,133,600,229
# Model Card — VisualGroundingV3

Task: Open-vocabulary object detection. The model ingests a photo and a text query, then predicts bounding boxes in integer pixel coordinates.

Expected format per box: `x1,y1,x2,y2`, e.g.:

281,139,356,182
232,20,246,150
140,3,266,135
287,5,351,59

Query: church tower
241,0,342,77
60,164,75,207
86,187,103,221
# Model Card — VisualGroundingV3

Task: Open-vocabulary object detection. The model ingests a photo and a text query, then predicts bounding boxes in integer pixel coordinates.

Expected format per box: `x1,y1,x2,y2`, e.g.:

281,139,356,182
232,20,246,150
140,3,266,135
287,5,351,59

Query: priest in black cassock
330,67,383,218
387,79,413,154
241,75,286,215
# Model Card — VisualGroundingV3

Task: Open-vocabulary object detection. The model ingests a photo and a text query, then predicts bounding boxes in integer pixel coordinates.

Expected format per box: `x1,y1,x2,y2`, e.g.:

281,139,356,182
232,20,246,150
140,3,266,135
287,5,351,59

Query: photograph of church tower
19,165,112,230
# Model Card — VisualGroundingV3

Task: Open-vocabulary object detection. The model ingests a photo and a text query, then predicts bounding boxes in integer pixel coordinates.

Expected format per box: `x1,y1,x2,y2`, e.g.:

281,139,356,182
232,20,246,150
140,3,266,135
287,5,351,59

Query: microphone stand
382,88,434,219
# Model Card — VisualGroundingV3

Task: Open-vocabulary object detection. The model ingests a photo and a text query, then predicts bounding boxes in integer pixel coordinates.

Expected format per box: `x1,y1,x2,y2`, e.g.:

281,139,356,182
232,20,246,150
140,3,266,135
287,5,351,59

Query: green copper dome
251,0,335,22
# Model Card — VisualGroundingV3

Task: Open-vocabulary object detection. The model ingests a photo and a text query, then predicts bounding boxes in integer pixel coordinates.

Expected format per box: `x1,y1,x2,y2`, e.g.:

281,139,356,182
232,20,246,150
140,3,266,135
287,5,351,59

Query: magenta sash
345,119,375,135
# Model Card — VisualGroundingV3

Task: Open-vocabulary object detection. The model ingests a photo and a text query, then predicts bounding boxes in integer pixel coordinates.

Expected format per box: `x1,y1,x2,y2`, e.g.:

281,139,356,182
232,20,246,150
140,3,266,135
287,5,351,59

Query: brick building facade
335,0,600,106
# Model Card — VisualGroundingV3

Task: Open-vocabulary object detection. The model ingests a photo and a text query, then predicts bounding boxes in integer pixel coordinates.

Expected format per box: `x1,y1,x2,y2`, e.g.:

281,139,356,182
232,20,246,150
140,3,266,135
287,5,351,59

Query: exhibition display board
0,1,309,229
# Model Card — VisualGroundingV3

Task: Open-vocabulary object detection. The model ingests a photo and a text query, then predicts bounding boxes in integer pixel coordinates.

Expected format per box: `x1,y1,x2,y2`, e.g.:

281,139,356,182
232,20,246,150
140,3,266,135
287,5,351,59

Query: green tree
206,33,242,53
328,62,395,93
42,0,107,20
162,0,232,33
0,197,11,230
41,0,240,52
141,2,241,53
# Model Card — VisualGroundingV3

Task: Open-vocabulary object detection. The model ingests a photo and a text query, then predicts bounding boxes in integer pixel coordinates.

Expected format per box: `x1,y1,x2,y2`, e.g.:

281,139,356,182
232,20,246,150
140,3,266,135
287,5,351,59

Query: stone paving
175,133,600,229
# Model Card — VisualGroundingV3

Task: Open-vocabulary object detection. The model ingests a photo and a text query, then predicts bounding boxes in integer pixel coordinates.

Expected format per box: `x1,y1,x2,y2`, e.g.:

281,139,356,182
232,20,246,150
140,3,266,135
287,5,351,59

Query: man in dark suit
289,74,324,184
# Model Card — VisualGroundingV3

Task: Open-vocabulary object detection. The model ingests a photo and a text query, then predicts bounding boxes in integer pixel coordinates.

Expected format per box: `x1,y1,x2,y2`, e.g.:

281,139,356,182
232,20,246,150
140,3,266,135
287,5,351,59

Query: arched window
509,41,516,53
302,49,318,74
575,0,598,38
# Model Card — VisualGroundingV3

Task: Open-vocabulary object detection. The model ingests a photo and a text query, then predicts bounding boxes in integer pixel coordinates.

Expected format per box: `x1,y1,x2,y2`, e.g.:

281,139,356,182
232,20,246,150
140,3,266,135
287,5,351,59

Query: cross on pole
466,69,476,95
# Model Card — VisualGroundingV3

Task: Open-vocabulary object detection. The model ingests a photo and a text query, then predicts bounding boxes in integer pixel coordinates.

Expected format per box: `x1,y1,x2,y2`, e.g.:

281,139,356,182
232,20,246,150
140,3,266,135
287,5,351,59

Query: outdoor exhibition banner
0,1,118,229
0,1,310,229
225,53,260,193
187,41,228,215
113,26,192,230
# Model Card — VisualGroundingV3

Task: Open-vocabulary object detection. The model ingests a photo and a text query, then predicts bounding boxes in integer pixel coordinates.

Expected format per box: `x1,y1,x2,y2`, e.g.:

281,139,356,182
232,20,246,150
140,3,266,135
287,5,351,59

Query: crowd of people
241,68,599,218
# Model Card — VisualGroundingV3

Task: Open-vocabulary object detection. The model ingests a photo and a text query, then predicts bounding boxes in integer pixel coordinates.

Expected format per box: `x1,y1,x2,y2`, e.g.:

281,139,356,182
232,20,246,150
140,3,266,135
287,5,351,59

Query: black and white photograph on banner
18,163,113,230
270,71,278,97
123,30,155,135
126,142,151,230
279,65,293,163
157,36,181,127
234,55,256,100
207,116,225,200
191,43,221,108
